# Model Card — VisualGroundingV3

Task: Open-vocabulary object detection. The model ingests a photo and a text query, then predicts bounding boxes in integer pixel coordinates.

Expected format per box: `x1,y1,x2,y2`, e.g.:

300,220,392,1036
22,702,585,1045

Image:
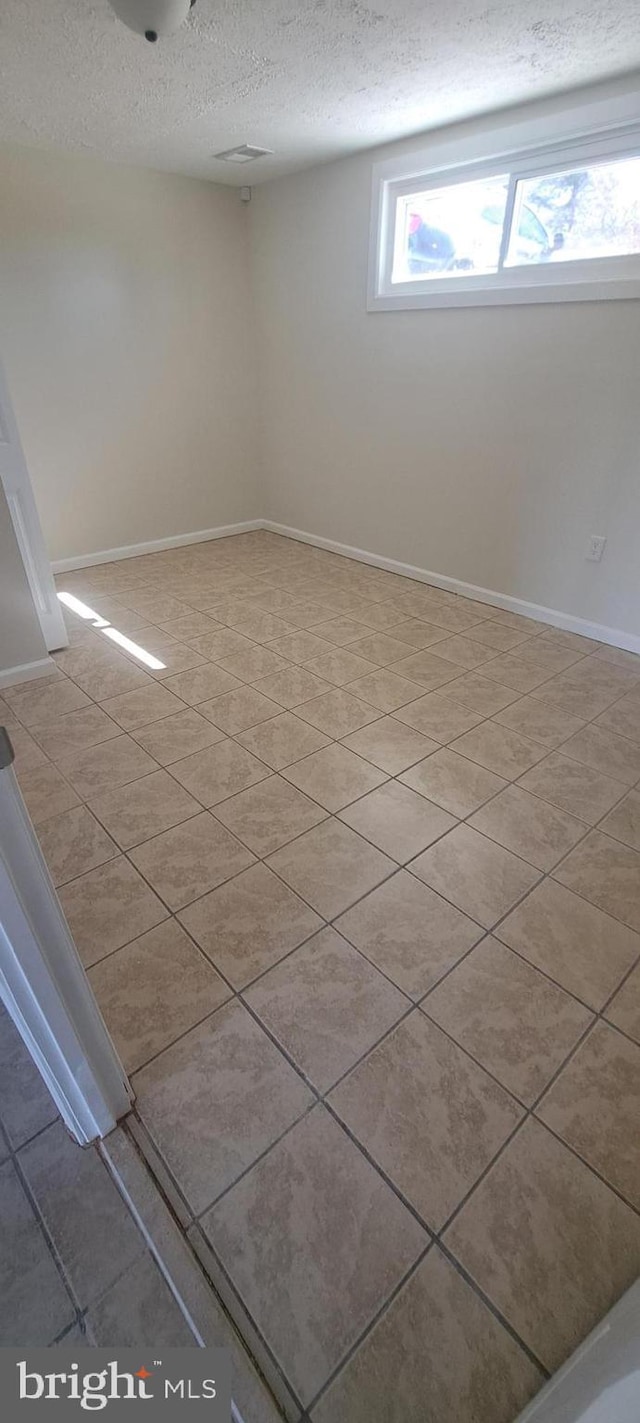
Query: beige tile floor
3,529,640,1419
0,1005,193,1347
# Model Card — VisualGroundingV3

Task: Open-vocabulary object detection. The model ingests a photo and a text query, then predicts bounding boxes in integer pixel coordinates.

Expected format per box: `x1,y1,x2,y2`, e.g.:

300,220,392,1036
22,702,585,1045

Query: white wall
0,484,47,676
250,87,640,638
0,145,258,563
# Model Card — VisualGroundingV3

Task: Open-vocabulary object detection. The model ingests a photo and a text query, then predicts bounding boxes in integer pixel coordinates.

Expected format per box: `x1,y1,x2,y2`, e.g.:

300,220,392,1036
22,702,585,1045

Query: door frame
0,358,68,654
0,729,132,1143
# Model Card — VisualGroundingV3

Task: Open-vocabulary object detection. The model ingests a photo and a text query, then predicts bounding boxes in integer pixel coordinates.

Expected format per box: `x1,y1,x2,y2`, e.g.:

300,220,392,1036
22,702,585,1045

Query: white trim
51,519,263,573
0,655,57,690
368,82,640,311
0,753,132,1144
49,515,639,655
262,520,640,655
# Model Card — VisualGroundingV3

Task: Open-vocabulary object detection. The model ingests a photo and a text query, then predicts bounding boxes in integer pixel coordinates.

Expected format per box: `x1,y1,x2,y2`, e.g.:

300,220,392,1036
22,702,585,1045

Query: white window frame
368,84,640,311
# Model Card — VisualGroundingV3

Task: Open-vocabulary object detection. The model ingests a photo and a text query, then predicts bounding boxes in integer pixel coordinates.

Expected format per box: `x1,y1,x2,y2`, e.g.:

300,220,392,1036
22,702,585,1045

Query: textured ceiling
1,0,639,184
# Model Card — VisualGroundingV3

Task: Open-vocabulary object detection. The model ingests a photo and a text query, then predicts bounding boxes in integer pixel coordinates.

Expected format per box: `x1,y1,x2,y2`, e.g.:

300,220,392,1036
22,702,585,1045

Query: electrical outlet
586,534,607,562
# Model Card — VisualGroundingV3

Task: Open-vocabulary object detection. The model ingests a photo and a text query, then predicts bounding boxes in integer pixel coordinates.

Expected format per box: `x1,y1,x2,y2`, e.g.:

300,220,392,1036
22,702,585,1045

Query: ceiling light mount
108,0,196,42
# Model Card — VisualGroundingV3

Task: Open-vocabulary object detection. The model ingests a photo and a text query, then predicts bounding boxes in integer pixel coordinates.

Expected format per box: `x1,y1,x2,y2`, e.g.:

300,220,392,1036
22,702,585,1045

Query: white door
0,360,68,652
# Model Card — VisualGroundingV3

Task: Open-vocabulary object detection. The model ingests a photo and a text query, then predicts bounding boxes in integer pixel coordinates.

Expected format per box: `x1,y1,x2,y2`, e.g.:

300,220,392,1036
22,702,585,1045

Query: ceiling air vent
214,145,273,164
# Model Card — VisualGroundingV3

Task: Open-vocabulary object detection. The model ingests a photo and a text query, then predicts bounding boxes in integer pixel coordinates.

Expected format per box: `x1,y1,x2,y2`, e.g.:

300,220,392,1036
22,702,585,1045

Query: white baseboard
263,520,640,656
0,656,57,690
51,520,263,574
50,515,639,656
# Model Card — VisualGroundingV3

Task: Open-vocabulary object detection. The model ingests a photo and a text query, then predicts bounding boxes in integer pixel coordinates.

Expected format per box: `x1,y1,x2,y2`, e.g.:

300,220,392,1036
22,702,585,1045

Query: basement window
369,116,640,310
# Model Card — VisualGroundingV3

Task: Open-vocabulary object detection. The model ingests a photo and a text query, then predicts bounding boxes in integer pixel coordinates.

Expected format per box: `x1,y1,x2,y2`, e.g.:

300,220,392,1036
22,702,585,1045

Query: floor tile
383,651,460,693
4,676,91,726
411,824,539,928
216,645,291,683
250,666,333,711
450,721,546,779
311,616,374,646
197,686,281,735
89,919,230,1072
537,1021,640,1207
468,784,585,871
600,788,640,852
29,704,122,761
17,762,80,825
20,1121,143,1307
339,780,456,863
400,747,506,818
517,751,624,825
391,618,450,649
295,687,381,737
88,768,200,849
0,1159,73,1345
596,689,640,745
605,964,640,1043
345,667,427,712
424,937,592,1105
336,871,482,1000
99,681,186,730
160,612,225,642
444,673,521,716
445,1117,640,1372
475,654,554,694
72,654,153,701
535,666,630,719
311,1246,542,1423
267,819,395,918
0,1006,58,1148
303,647,379,687
282,742,387,811
214,774,327,855
133,1000,313,1213
128,811,254,909
347,633,424,666
553,831,640,932
185,628,256,661
36,804,118,885
131,707,226,764
465,621,535,652
117,589,190,621
496,878,640,1010
56,734,157,798
492,695,586,748
58,856,168,967
88,1254,194,1346
229,609,297,642
245,927,407,1092
201,1106,426,1406
169,740,270,807
235,711,331,770
424,634,495,670
394,690,485,741
267,631,334,664
162,663,243,705
560,723,640,786
349,601,407,631
340,715,437,774
180,861,322,988
8,726,51,772
330,1012,521,1230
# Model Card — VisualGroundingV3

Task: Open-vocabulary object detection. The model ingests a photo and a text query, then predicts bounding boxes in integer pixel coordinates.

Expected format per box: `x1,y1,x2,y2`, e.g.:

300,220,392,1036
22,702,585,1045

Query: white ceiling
1,0,639,184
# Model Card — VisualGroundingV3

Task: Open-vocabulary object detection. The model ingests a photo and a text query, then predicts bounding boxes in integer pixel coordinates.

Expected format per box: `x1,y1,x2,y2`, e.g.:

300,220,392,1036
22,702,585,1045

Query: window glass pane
393,175,509,282
505,156,640,267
